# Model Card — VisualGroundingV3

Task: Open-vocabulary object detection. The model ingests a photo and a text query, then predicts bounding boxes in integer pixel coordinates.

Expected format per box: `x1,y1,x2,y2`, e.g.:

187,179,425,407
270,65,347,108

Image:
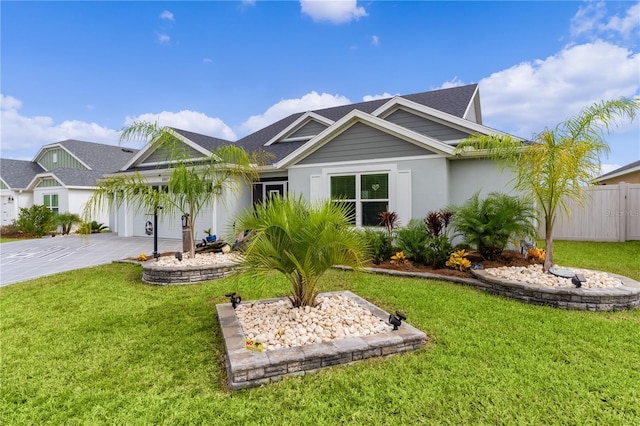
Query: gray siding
286,120,329,140
39,148,85,171
298,122,434,165
0,180,7,190
384,109,469,142
142,143,205,164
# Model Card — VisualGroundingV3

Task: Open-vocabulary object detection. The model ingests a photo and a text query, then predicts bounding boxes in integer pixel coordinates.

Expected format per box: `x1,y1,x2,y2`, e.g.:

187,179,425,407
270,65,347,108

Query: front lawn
1,242,639,424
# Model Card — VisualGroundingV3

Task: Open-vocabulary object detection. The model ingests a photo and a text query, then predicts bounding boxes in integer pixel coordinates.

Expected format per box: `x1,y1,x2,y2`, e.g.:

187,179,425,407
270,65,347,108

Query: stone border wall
142,261,238,285
217,291,427,390
337,266,640,311
471,270,640,311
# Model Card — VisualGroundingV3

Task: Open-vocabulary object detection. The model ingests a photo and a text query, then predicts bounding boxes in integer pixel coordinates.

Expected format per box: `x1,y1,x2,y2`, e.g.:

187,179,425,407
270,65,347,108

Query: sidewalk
0,233,182,287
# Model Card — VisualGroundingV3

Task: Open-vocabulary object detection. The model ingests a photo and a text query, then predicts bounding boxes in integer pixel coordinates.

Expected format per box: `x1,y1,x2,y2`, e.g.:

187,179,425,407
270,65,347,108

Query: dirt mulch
371,250,541,279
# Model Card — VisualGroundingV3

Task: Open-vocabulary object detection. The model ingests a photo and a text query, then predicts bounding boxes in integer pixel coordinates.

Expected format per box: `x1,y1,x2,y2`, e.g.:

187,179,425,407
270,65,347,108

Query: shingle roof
172,128,234,152
55,140,138,176
0,159,45,189
236,84,479,162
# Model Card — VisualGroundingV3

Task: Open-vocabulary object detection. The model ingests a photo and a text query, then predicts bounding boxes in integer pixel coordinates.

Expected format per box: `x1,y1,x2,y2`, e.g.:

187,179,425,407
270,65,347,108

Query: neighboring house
0,140,138,227
113,84,522,240
596,160,640,185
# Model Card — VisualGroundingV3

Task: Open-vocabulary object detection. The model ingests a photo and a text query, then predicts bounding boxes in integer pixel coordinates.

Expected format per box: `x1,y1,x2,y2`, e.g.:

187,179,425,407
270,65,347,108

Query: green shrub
449,191,538,260
15,205,57,238
395,219,430,265
78,221,109,234
55,212,81,235
425,235,455,268
0,222,22,238
362,228,393,265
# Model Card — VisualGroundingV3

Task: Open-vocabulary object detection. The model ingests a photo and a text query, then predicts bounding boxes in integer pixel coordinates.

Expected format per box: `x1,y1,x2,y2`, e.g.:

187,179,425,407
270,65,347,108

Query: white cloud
157,33,170,44
125,110,237,141
570,1,607,38
0,94,120,159
371,35,379,46
600,163,623,176
571,1,640,41
438,77,465,89
603,2,640,39
160,10,174,21
1,94,22,110
478,41,640,139
0,96,236,160
240,91,351,134
362,92,395,102
300,0,367,24
203,58,213,63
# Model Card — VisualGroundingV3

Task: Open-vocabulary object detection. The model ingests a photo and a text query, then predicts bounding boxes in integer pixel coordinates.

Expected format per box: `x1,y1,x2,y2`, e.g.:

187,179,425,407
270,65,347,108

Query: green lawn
1,241,639,424
0,237,25,243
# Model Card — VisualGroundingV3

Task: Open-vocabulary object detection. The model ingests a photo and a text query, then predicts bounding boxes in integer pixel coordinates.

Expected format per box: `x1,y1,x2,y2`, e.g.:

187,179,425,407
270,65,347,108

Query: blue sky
1,0,639,174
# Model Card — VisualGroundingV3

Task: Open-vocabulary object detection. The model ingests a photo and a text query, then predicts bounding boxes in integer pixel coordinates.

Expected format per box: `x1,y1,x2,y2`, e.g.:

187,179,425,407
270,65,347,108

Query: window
43,194,59,213
330,173,388,226
252,181,288,206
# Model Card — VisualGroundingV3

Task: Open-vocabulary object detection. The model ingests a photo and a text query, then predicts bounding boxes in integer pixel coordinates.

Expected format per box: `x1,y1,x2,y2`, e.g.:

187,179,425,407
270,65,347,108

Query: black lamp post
153,205,163,260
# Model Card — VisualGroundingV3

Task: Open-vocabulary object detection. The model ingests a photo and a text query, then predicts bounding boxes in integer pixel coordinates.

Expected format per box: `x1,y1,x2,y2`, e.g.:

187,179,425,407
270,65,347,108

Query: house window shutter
310,175,322,202
396,170,411,227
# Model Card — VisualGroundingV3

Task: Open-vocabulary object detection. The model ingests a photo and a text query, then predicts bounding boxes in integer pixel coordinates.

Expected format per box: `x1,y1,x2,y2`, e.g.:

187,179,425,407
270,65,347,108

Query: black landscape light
389,310,407,331
225,292,242,309
472,263,484,270
175,252,183,261
572,274,586,288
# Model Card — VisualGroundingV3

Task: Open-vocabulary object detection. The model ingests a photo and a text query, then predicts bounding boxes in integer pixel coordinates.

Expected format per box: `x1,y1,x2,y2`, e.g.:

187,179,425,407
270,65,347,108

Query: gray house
0,140,137,227
113,84,519,240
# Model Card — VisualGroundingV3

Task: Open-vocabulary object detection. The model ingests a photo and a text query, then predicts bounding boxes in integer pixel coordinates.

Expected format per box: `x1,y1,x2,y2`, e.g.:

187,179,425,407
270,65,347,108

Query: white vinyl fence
543,183,640,242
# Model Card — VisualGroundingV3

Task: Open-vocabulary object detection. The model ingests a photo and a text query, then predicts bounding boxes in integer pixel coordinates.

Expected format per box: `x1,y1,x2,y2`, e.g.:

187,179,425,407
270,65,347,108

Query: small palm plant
449,191,538,260
234,195,369,308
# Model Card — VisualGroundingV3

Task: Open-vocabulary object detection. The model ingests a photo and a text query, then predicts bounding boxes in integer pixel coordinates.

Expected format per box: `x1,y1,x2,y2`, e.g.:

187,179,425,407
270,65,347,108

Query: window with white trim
43,194,59,213
330,173,389,226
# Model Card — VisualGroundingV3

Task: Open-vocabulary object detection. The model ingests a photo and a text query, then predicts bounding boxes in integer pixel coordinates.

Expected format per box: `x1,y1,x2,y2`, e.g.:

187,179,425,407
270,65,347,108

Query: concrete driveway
0,233,182,287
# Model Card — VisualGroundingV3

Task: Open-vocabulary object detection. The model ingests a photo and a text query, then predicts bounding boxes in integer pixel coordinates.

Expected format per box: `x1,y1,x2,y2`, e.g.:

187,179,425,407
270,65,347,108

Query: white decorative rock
234,294,391,351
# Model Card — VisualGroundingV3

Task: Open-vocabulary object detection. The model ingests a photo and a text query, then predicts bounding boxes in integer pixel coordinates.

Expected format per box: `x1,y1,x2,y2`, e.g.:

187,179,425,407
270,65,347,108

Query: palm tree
455,97,639,271
233,195,369,307
449,191,538,260
84,121,262,258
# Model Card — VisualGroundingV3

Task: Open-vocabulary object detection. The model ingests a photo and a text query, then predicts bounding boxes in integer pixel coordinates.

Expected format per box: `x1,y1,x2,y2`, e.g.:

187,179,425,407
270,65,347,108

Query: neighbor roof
2,140,139,189
596,159,640,182
53,140,139,174
236,84,479,162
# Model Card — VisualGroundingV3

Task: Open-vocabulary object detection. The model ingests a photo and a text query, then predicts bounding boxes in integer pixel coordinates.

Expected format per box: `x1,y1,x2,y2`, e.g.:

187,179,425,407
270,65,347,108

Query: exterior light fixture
225,292,242,309
388,310,407,331
572,274,586,288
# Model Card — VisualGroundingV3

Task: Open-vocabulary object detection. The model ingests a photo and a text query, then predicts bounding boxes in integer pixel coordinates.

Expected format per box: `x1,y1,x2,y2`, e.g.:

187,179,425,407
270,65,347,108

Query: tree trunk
543,215,554,272
187,222,195,258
